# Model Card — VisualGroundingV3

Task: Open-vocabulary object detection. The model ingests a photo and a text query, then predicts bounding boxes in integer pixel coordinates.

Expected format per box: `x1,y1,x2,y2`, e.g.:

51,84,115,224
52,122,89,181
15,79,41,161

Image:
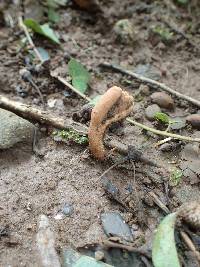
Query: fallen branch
100,62,200,108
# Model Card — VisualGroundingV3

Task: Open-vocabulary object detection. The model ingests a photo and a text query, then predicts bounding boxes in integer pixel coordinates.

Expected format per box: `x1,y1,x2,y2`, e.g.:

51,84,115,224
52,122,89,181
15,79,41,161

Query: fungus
88,86,134,160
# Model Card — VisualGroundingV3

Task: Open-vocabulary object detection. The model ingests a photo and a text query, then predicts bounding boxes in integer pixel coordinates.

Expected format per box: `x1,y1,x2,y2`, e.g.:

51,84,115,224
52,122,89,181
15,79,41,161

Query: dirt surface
0,0,200,266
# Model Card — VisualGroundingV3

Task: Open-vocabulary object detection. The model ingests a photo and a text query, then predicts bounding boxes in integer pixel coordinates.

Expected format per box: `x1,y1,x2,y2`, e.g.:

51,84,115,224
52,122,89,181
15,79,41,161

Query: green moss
53,129,88,145
170,168,183,186
152,25,174,42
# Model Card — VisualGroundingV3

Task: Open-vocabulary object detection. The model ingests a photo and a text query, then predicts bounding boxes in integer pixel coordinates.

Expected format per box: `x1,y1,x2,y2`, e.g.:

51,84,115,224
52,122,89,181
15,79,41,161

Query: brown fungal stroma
88,86,134,160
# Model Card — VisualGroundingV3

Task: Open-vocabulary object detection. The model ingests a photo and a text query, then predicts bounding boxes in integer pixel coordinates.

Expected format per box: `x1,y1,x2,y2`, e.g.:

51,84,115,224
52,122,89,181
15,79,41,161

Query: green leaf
154,112,170,124
152,213,180,267
24,19,60,44
89,95,102,106
68,58,91,93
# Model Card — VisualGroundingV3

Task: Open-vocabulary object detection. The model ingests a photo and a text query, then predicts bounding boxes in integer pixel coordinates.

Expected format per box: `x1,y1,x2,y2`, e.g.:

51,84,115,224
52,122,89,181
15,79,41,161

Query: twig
154,137,172,147
180,231,200,263
18,16,43,63
102,239,151,258
126,118,200,143
148,191,170,214
100,62,200,108
29,79,45,107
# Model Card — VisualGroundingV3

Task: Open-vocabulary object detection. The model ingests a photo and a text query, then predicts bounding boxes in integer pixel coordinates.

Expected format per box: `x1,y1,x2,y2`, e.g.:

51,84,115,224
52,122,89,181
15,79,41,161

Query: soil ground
0,0,200,266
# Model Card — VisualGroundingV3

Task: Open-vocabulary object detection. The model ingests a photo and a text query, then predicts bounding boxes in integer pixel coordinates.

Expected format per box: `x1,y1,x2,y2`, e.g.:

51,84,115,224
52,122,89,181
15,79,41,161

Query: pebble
62,203,74,216
101,212,133,242
95,251,105,261
186,114,200,130
145,104,161,121
139,84,150,96
150,92,174,109
169,117,186,130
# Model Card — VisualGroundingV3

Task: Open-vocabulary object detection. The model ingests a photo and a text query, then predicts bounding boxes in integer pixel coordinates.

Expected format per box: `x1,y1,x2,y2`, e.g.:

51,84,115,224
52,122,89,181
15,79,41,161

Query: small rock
0,108,36,149
95,251,104,261
101,178,119,197
36,215,61,267
62,203,74,217
186,114,200,130
101,212,133,242
113,19,135,44
169,117,186,130
145,104,161,121
150,92,174,110
134,64,161,81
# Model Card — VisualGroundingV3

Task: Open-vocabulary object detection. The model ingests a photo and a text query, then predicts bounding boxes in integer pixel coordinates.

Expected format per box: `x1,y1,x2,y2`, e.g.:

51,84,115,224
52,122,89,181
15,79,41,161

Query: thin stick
18,16,43,63
102,239,151,258
154,137,172,147
180,231,200,263
100,62,200,108
29,79,45,107
148,191,170,214
126,118,200,143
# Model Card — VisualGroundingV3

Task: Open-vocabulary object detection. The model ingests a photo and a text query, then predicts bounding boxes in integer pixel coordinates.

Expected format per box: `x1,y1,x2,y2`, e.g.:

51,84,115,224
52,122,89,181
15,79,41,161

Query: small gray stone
62,203,74,216
134,64,161,81
186,114,200,130
145,104,161,121
150,92,174,109
169,117,186,130
101,212,133,242
0,108,36,149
